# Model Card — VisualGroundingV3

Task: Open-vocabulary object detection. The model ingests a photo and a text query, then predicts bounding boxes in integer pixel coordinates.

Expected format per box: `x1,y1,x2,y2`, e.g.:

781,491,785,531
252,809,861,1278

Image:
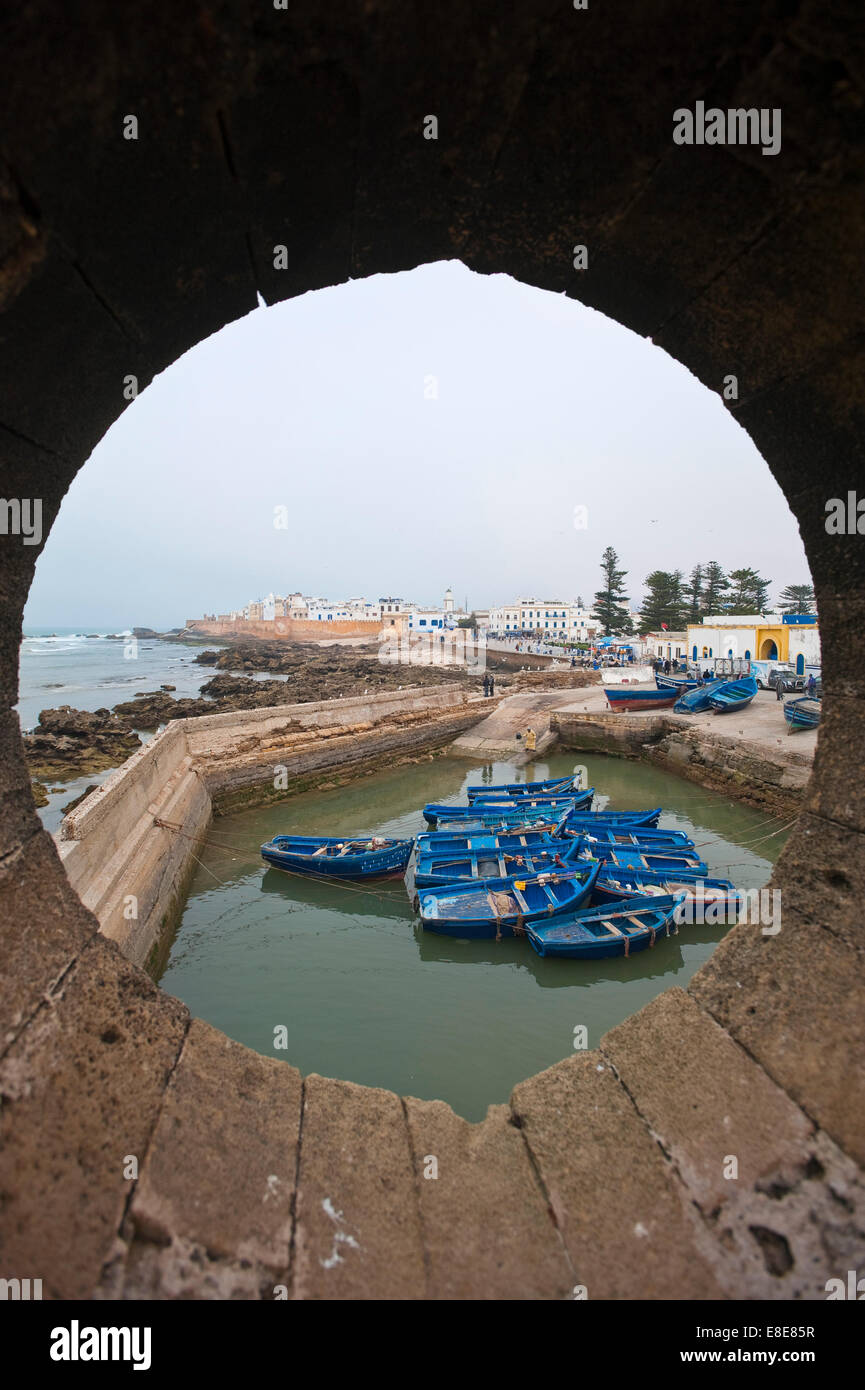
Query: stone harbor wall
57,685,479,969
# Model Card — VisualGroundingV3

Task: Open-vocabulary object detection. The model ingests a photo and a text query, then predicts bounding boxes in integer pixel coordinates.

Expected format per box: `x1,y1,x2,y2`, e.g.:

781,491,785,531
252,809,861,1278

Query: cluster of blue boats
605,673,760,714
260,775,742,961
607,671,821,732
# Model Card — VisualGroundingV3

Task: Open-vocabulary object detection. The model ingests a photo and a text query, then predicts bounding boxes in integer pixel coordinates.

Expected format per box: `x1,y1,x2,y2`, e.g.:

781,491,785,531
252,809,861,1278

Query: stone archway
1,4,864,1299
760,638,779,660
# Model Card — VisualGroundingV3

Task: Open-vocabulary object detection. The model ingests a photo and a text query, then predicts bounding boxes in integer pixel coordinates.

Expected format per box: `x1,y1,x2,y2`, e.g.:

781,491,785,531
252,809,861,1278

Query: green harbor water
158,753,790,1121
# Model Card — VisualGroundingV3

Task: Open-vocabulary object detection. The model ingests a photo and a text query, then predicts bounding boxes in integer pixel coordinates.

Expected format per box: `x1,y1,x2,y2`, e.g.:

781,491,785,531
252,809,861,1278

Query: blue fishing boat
423,797,583,828
466,776,577,801
574,825,695,850
673,679,726,713
588,844,708,874
565,808,662,829
707,676,759,713
526,892,687,960
261,833,413,879
783,696,821,731
414,828,557,856
655,673,700,692
604,686,679,712
432,812,570,836
471,788,593,809
414,837,585,889
594,867,742,914
416,861,602,939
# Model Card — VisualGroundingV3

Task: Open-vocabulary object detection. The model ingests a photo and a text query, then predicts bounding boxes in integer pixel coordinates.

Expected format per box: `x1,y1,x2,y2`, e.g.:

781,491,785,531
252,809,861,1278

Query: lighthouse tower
444,587,454,614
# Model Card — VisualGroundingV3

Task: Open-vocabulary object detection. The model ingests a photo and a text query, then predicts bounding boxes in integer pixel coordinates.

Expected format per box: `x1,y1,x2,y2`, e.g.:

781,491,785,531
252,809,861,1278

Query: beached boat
414,837,585,889
604,686,679,712
525,892,687,960
707,675,759,714
655,673,700,691
261,833,413,880
783,695,821,731
422,796,586,827
672,679,726,713
594,867,742,914
416,861,601,939
466,776,577,801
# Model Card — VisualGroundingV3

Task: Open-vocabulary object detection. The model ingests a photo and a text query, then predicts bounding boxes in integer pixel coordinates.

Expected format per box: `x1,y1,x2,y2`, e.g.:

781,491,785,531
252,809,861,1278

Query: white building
686,613,820,672
488,599,597,641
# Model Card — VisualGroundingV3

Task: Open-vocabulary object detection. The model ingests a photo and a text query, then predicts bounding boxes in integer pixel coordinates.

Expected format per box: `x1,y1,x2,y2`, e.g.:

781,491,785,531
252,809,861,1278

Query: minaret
444,587,454,614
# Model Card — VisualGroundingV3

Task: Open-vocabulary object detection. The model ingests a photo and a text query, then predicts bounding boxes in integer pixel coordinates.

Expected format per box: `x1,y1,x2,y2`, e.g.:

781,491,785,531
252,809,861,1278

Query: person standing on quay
525,726,536,754
489,674,495,697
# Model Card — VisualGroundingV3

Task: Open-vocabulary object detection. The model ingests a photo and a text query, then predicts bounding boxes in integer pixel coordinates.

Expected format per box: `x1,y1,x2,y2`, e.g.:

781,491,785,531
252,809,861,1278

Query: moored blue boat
605,686,679,712
594,867,742,915
414,828,557,856
707,675,759,714
414,837,585,889
417,861,601,938
571,825,695,850
564,808,662,829
423,792,591,826
584,843,708,874
525,892,687,959
261,833,413,880
783,696,821,731
466,776,577,801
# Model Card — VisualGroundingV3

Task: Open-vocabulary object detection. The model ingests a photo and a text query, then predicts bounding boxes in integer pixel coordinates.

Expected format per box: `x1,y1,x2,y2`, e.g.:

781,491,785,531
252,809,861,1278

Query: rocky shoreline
23,635,598,788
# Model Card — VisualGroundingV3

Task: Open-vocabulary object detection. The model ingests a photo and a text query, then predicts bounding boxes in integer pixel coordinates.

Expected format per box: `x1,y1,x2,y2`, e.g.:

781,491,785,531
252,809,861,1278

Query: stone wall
551,709,810,817
57,685,476,969
187,617,379,640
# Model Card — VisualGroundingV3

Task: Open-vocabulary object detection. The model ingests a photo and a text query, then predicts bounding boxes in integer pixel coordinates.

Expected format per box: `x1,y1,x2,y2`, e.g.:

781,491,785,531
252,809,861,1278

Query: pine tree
702,562,729,617
726,567,771,613
778,583,815,615
639,570,688,633
686,564,704,621
592,546,631,635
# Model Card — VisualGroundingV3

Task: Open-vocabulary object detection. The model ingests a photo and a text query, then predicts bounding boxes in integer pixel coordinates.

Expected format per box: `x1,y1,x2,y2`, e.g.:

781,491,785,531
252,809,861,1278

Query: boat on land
260,834,413,880
672,679,727,713
783,695,821,731
594,867,742,913
707,675,759,713
422,796,587,827
525,892,688,960
466,776,578,801
414,837,585,889
416,861,602,938
604,686,679,712
655,672,700,692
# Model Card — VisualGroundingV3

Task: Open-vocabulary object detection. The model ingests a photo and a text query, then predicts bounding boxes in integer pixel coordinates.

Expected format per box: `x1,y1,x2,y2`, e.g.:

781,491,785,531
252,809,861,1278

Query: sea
17,626,238,831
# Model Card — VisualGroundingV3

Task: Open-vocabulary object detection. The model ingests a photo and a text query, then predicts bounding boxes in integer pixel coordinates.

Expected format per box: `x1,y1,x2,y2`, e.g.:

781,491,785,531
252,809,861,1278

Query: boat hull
526,892,687,959
416,861,601,938
605,687,678,712
261,834,413,880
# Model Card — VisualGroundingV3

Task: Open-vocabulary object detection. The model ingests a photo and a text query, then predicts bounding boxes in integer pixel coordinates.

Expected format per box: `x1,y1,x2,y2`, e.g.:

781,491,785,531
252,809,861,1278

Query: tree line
591,546,815,636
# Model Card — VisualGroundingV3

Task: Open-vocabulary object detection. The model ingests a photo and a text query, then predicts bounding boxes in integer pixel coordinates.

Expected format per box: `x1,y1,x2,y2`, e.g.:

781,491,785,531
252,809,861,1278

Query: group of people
481,673,496,697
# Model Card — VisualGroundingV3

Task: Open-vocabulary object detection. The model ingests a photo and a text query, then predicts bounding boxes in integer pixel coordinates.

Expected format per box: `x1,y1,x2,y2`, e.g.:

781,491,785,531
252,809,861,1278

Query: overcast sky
24,260,810,631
